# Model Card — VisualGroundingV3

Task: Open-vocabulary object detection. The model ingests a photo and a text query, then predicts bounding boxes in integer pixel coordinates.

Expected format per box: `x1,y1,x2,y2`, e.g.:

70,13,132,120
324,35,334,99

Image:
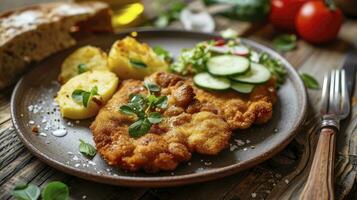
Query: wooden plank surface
1,1,357,200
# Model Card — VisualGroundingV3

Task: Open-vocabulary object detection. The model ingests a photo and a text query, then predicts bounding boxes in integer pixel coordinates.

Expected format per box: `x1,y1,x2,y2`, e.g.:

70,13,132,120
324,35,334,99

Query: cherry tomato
269,0,310,31
296,1,343,44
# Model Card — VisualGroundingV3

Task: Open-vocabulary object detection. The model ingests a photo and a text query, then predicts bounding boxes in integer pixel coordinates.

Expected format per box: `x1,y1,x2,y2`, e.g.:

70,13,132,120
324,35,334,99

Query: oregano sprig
71,86,101,107
119,82,168,138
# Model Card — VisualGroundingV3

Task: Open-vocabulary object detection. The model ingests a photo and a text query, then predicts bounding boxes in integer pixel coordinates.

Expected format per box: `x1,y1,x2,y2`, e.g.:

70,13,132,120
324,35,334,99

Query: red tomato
269,0,310,31
296,1,343,44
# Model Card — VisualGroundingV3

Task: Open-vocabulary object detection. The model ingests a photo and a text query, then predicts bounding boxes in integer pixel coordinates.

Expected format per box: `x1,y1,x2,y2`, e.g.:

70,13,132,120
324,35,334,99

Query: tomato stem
324,0,336,11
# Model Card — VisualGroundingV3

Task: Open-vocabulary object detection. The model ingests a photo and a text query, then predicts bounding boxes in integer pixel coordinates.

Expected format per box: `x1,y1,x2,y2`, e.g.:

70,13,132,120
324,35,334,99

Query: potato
58,45,109,84
56,71,119,119
108,37,168,80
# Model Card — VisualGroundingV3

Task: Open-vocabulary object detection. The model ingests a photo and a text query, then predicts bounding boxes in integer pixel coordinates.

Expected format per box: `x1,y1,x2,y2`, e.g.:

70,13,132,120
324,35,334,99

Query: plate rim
11,28,307,187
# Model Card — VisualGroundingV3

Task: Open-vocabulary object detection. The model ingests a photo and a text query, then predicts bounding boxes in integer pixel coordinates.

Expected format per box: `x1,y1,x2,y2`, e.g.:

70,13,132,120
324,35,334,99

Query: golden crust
90,72,276,172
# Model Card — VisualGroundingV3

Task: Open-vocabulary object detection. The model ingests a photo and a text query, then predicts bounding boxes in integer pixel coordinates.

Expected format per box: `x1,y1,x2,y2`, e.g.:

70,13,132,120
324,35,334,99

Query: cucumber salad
170,29,287,94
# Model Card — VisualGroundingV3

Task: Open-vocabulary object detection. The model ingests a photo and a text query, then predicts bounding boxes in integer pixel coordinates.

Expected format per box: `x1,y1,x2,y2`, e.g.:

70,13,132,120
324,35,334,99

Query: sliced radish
232,46,250,56
208,45,230,54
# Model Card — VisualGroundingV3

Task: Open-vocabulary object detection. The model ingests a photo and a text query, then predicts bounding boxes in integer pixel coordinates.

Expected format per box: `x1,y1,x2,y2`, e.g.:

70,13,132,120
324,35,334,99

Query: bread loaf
0,1,113,89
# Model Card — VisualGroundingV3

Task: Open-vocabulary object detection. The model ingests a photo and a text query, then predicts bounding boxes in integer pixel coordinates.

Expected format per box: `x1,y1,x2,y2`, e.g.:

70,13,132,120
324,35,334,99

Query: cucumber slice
193,72,231,90
230,63,271,84
231,82,255,93
207,55,249,76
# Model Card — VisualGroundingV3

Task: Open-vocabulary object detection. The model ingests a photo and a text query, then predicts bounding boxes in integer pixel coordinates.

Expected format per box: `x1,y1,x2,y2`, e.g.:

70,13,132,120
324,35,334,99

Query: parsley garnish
130,59,147,68
119,82,168,138
77,63,87,74
71,86,100,107
12,183,40,200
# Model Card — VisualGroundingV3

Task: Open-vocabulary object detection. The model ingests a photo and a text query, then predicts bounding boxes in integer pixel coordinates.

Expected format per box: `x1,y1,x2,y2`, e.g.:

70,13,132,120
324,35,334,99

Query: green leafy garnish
273,34,297,52
12,183,40,200
153,46,173,62
154,2,185,27
41,181,69,200
130,59,147,68
79,139,96,158
170,42,211,75
300,73,320,89
119,82,168,138
77,64,87,74
71,86,100,107
259,53,287,86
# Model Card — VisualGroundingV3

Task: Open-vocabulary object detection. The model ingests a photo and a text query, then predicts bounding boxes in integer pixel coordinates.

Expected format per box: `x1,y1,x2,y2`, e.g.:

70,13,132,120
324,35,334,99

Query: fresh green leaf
41,181,69,200
144,82,160,92
81,92,91,107
77,64,87,74
130,59,147,68
71,90,85,104
127,102,145,118
259,52,287,86
128,118,152,138
300,73,320,89
147,95,158,105
154,14,169,28
153,46,172,62
148,112,163,124
119,105,135,115
12,183,40,200
90,86,99,96
129,94,146,105
273,34,297,52
79,139,96,158
154,96,168,109
220,28,238,39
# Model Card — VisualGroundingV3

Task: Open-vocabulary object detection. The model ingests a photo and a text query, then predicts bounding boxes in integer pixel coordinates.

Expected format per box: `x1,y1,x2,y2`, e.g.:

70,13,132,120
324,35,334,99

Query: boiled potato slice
56,71,119,119
59,45,109,84
108,37,168,80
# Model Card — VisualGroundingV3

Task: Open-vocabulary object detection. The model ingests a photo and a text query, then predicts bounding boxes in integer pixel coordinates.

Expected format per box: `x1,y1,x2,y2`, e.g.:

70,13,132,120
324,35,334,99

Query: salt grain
88,161,96,166
285,179,289,184
234,139,245,146
74,163,81,167
230,144,238,151
39,133,47,137
251,193,256,198
82,195,87,199
29,120,35,125
72,155,79,161
52,129,67,137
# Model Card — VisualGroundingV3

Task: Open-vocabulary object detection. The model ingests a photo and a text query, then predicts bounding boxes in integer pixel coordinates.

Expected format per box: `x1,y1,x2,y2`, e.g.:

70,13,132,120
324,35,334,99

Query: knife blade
342,48,357,98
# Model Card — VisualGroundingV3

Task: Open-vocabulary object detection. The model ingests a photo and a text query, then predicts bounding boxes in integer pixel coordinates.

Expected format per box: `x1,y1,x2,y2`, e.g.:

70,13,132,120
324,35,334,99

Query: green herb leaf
77,64,87,74
144,82,160,92
300,73,320,89
154,96,168,109
81,92,91,107
153,46,172,62
273,34,297,52
71,90,85,104
147,94,158,105
90,86,99,96
128,118,152,138
148,112,163,124
129,94,146,104
41,181,69,200
119,105,135,115
79,139,96,158
127,102,145,117
130,59,147,68
12,183,40,200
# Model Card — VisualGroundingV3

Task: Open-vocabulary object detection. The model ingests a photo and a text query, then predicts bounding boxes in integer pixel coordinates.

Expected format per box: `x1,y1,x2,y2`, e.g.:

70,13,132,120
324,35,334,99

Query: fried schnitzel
90,72,276,172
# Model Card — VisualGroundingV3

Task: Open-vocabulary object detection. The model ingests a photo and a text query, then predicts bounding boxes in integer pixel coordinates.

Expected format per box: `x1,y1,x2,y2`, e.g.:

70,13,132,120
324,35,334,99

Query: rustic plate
11,29,307,187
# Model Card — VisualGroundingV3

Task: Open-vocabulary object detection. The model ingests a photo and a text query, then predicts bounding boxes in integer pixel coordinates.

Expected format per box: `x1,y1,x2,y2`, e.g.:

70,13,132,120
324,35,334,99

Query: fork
300,70,350,200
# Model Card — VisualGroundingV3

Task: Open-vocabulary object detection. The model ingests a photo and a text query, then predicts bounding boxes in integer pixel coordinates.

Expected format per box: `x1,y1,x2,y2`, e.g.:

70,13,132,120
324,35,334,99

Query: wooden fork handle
300,127,336,200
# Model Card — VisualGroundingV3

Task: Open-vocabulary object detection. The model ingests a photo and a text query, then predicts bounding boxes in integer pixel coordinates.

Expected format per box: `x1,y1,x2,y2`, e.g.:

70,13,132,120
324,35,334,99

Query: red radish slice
232,46,249,56
214,37,226,46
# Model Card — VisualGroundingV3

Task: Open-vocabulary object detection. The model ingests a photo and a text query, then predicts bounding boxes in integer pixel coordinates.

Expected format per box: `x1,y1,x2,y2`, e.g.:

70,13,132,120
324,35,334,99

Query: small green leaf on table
12,183,40,200
273,34,297,52
300,73,320,89
41,181,69,200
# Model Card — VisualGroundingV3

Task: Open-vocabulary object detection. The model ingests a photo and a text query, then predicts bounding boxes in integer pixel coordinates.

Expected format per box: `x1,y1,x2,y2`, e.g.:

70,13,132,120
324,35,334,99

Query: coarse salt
52,129,67,137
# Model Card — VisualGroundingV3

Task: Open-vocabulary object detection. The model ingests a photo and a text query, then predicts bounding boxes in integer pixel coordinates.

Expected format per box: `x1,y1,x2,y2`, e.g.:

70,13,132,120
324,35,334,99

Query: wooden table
1,1,357,199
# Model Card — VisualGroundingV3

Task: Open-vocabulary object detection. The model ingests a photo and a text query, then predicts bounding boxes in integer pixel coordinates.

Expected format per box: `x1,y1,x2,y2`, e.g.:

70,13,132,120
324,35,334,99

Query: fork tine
329,70,336,113
341,70,350,117
335,70,341,112
320,73,330,113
